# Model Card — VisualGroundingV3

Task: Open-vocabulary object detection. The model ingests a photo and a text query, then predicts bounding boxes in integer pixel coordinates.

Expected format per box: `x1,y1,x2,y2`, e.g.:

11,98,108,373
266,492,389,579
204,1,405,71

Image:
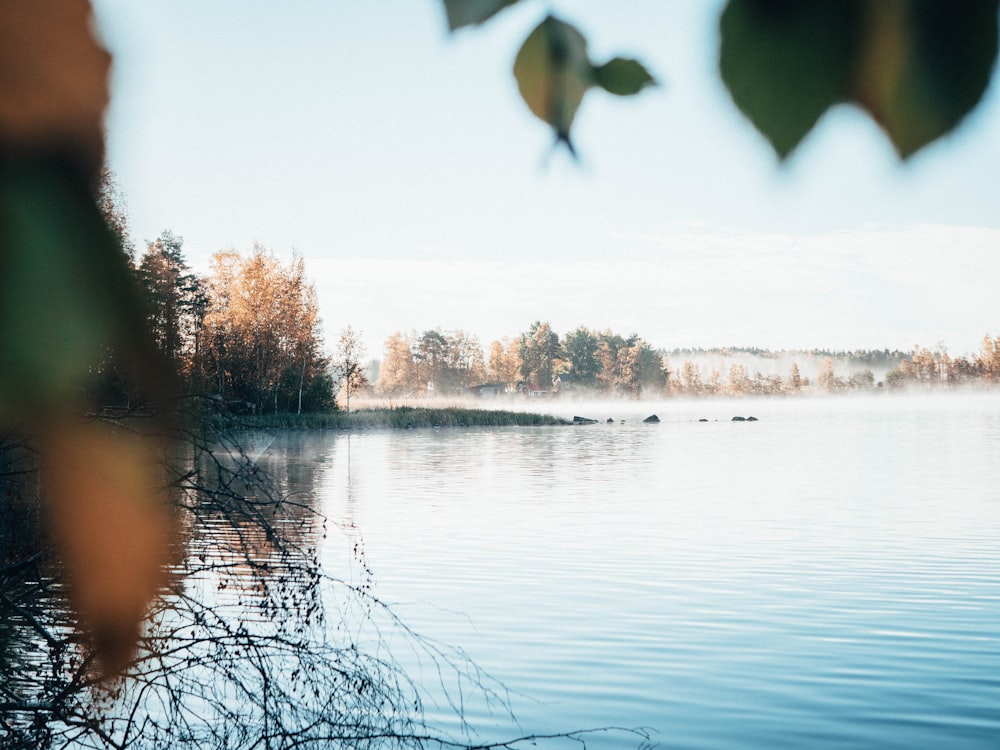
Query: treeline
662,348,909,396
668,357,871,396
113,232,1000,406
884,340,1000,389
375,329,488,397
669,346,912,369
93,182,1000,407
96,230,335,414
372,322,666,398
365,325,1000,400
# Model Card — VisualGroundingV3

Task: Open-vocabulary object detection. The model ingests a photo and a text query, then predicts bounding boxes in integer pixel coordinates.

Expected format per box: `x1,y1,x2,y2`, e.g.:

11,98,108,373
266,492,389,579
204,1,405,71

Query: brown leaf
42,420,173,675
0,0,110,172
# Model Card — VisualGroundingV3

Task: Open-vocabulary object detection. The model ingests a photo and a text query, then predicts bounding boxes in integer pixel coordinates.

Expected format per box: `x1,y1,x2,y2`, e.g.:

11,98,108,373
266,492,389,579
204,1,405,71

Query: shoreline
201,388,1000,432
206,405,570,431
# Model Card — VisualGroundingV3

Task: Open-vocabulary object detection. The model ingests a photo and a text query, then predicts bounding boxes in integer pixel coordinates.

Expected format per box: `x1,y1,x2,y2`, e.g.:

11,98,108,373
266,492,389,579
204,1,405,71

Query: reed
203,406,568,431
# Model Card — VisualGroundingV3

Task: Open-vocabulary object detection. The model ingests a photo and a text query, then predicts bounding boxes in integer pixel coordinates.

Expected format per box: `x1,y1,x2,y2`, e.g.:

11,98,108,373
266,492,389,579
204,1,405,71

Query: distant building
520,383,551,398
470,383,506,398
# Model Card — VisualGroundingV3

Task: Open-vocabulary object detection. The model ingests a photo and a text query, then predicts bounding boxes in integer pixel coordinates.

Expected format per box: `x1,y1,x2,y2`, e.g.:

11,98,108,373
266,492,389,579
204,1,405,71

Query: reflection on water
308,395,1000,750
4,396,1000,749
0,426,466,749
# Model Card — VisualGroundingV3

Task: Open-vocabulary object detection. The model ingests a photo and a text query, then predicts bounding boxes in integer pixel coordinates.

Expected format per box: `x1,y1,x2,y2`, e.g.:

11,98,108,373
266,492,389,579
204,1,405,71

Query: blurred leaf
514,16,594,152
442,0,522,31
593,57,657,96
0,161,118,417
852,0,999,158
0,0,110,174
720,0,862,159
0,0,179,678
0,0,159,421
0,159,170,421
720,0,1000,160
42,420,172,675
513,16,657,152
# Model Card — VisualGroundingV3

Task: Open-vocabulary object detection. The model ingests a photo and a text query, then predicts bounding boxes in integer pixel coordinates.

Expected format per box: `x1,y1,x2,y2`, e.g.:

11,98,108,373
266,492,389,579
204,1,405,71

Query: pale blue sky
93,1,1000,356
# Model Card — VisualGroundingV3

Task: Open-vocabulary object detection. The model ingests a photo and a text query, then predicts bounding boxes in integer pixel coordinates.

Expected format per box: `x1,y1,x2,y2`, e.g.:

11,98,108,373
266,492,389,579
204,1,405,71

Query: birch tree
334,325,368,413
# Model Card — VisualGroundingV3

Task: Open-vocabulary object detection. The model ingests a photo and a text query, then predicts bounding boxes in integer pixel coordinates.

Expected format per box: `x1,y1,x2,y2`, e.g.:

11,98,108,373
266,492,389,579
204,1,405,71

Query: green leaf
720,0,1000,160
513,16,596,152
593,57,656,96
442,0,522,31
719,0,863,159
0,158,166,419
852,0,999,159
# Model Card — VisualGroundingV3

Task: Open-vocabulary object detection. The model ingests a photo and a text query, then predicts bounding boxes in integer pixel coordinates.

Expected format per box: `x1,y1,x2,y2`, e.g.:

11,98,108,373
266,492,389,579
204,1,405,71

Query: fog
662,349,901,385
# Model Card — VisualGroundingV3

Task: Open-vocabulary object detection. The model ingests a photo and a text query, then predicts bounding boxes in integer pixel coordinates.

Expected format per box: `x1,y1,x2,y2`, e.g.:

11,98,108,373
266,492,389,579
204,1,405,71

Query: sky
91,1,1000,358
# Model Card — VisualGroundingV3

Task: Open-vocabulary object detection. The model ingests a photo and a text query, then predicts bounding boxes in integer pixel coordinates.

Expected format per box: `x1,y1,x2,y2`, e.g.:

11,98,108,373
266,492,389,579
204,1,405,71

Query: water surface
280,395,1000,749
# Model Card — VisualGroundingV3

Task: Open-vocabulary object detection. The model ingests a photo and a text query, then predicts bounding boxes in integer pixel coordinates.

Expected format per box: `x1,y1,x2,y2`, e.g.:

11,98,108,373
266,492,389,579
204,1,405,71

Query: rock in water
643,414,660,423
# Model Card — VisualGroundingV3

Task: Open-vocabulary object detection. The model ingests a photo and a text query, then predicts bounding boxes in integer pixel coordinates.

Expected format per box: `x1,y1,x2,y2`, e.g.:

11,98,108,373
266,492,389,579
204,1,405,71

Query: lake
266,394,1000,749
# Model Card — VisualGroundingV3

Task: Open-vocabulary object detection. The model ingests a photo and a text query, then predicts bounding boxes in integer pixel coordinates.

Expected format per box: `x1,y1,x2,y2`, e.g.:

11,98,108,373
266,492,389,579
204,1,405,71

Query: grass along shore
205,406,569,431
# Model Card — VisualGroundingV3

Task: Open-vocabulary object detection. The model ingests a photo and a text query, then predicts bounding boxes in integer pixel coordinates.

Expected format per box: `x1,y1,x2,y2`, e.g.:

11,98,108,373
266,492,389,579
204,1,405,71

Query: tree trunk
297,357,305,415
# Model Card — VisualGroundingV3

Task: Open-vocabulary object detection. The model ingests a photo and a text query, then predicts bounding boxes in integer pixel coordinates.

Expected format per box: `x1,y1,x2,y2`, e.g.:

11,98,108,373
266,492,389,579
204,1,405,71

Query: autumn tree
334,325,368,413
594,331,624,393
410,329,486,396
847,369,876,390
728,363,750,395
445,330,487,391
885,358,917,389
788,362,803,393
375,330,487,398
977,335,1000,382
911,345,941,386
194,247,331,413
676,360,704,395
948,354,981,385
282,255,329,413
487,337,522,388
593,330,664,396
613,336,665,397
817,357,843,392
376,332,420,397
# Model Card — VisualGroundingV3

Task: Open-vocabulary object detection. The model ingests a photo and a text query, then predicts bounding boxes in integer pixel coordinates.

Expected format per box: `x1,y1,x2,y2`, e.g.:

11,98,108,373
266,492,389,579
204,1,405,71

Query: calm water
274,395,1000,749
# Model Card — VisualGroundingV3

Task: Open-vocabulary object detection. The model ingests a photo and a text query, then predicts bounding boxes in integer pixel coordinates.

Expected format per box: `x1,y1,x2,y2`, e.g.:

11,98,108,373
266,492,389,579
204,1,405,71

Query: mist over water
264,394,1000,749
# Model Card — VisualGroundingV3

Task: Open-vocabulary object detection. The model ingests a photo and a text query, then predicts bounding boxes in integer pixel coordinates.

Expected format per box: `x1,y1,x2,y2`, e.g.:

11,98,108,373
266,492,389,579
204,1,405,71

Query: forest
368,329,1000,401
97,226,335,416
116,217,1000,407
95,165,1000,410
